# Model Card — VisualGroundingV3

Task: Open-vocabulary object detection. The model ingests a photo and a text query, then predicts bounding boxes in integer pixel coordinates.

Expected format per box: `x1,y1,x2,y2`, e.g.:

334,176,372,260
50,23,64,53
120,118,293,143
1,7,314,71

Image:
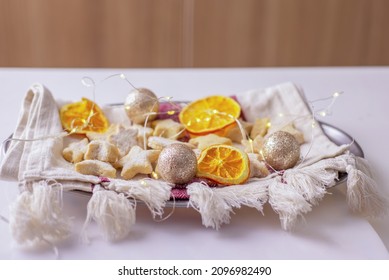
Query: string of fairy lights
1,73,343,181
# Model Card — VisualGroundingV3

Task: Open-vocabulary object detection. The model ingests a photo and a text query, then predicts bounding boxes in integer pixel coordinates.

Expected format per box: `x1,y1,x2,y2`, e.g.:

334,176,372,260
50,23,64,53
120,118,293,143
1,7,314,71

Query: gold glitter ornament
262,131,300,171
124,88,159,124
156,143,197,184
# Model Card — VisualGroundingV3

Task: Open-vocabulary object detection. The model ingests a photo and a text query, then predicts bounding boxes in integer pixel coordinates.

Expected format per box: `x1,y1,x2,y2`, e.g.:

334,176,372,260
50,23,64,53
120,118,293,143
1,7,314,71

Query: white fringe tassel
9,180,71,247
268,177,312,231
187,180,268,230
284,165,337,205
346,156,389,217
105,179,172,218
82,185,135,242
268,161,339,230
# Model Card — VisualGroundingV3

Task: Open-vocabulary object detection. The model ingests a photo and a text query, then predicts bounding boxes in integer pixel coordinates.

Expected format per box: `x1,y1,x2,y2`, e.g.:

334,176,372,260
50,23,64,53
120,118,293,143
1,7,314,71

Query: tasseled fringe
9,180,71,247
81,179,171,242
268,178,312,231
82,185,135,242
105,179,172,218
315,153,389,218
269,163,338,230
284,167,337,204
346,156,389,218
8,153,389,247
188,183,225,229
187,180,268,230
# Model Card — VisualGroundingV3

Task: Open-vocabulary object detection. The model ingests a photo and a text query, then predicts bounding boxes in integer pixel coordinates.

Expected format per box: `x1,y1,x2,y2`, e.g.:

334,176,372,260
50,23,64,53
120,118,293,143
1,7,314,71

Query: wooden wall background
1,0,388,67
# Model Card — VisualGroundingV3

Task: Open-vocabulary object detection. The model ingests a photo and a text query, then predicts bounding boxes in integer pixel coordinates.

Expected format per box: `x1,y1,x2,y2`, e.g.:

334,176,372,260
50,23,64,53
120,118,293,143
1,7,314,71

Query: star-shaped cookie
269,122,305,144
63,138,89,163
250,117,270,139
247,153,270,178
86,123,122,141
223,119,253,143
132,124,154,147
189,133,232,150
148,136,195,150
119,146,160,179
108,127,139,157
84,140,120,163
75,159,117,178
152,119,185,140
241,135,265,153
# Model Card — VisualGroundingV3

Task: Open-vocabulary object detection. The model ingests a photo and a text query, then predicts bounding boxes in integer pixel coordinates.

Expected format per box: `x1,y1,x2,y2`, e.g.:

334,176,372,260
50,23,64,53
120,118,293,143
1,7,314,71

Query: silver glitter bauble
156,143,197,184
124,88,159,124
262,131,300,171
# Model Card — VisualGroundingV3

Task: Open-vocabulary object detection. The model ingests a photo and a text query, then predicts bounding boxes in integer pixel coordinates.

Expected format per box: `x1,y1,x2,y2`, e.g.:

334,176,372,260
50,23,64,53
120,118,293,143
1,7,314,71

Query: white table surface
0,67,388,260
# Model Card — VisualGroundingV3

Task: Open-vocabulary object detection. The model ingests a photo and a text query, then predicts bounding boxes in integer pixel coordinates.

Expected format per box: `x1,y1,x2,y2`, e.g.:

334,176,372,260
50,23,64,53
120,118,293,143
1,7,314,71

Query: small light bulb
167,110,175,115
70,128,78,134
266,122,271,128
140,180,147,186
151,172,159,179
248,138,254,153
120,74,126,79
333,92,340,98
319,111,327,117
278,113,284,117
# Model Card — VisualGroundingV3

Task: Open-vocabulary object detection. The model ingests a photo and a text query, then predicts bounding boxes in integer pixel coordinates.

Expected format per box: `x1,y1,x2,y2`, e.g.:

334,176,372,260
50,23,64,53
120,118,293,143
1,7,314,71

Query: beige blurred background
1,0,388,68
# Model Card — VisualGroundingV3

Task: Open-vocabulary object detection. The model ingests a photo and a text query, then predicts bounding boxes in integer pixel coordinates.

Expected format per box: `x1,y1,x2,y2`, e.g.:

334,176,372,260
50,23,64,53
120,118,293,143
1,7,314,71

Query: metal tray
2,122,363,208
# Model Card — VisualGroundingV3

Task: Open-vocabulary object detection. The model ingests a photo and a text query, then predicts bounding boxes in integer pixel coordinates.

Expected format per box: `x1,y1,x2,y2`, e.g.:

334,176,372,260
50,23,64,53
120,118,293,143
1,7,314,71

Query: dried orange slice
197,144,250,185
60,98,109,134
179,96,241,135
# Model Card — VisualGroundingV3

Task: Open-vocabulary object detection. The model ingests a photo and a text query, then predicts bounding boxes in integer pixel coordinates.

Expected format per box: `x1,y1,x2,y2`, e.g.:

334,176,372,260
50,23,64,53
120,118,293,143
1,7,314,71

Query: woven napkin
0,82,387,247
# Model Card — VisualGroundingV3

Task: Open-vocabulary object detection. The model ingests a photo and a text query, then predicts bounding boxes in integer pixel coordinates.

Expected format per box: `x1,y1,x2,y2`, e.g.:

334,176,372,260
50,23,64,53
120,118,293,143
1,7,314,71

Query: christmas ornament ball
124,88,159,124
156,143,197,184
262,131,300,171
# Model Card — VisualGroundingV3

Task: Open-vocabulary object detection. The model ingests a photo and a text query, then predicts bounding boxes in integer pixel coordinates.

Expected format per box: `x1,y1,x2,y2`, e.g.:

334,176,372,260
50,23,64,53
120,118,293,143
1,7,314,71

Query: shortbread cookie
132,124,154,147
86,123,122,141
108,127,138,157
189,134,232,150
223,119,253,143
62,138,89,163
119,146,160,179
152,119,185,140
250,118,270,139
192,149,202,158
247,153,270,178
84,140,120,163
242,135,265,154
75,160,117,178
269,123,305,144
147,136,195,150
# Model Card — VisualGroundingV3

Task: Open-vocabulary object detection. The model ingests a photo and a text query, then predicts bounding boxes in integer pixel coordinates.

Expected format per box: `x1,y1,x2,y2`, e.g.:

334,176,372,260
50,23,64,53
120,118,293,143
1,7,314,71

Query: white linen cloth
0,82,387,248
